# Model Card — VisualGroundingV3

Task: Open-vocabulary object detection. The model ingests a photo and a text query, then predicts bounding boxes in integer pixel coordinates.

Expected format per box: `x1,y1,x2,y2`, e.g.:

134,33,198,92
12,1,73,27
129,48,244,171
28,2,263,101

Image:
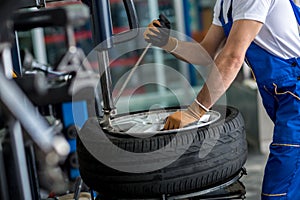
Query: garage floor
241,152,268,200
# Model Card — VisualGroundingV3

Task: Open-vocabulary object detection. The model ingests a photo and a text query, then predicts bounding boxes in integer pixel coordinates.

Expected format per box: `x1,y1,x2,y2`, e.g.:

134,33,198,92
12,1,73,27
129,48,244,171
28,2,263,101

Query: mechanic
144,0,300,199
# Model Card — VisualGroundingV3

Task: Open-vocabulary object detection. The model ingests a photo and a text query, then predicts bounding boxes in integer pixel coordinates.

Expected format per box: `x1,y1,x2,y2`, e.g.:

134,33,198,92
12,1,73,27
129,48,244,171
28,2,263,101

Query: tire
77,105,247,198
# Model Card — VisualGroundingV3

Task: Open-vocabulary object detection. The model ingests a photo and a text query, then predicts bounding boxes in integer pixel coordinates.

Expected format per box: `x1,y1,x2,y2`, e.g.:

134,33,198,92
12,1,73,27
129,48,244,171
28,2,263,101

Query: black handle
112,0,139,44
13,4,90,32
13,8,68,31
16,0,45,9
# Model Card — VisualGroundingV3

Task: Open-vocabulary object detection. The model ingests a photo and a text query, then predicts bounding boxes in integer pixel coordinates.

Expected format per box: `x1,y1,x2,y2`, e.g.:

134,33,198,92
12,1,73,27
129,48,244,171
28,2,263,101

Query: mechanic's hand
163,101,207,130
144,14,178,52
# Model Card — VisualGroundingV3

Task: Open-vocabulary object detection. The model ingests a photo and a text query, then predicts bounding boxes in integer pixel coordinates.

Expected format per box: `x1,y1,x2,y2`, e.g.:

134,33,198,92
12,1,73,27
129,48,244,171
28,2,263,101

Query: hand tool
113,43,152,105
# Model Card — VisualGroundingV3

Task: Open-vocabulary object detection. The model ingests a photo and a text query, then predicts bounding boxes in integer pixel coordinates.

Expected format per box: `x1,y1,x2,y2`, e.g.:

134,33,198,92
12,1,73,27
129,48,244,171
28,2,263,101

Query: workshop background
17,0,273,152
2,0,300,199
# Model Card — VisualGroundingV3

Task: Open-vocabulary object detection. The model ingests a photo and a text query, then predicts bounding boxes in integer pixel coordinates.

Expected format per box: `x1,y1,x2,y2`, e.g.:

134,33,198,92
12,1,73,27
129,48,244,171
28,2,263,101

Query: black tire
77,105,247,198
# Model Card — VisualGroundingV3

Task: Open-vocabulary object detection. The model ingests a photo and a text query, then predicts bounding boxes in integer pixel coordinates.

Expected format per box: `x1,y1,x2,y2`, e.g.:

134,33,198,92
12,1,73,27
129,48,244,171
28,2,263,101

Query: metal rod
89,0,115,121
0,130,9,200
114,43,151,105
65,25,77,49
98,50,115,112
73,177,83,200
91,0,113,50
0,43,14,78
8,119,32,200
0,71,54,152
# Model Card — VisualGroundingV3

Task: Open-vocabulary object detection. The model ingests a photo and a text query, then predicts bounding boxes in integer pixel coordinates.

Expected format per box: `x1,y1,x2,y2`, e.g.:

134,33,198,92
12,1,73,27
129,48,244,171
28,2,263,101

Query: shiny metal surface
110,109,221,134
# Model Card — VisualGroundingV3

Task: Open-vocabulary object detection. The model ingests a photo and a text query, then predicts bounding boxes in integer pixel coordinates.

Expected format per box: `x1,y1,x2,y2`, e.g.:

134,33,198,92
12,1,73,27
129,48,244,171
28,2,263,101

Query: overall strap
218,0,225,25
218,0,233,26
290,0,300,25
227,0,233,22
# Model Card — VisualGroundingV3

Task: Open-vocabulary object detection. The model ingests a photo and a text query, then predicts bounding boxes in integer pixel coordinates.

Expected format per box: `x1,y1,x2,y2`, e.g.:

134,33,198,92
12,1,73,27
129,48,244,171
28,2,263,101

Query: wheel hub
110,109,221,134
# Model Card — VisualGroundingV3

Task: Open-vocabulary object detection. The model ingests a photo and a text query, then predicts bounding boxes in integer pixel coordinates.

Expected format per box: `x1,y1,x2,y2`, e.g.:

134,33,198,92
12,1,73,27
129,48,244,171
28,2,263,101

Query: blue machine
61,101,88,180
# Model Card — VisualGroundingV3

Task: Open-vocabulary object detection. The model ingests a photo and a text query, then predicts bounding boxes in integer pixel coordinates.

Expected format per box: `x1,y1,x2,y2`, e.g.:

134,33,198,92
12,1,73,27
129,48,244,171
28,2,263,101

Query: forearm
170,40,214,66
196,52,244,109
195,20,263,108
165,25,226,66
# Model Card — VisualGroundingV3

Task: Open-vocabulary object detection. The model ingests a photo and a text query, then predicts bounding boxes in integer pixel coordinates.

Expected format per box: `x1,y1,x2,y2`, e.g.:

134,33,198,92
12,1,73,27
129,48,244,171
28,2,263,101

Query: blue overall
219,0,300,199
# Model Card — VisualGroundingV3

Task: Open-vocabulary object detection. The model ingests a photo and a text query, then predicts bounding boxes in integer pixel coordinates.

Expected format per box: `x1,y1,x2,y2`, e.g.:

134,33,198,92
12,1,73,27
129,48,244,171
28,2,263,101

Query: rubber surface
77,105,247,198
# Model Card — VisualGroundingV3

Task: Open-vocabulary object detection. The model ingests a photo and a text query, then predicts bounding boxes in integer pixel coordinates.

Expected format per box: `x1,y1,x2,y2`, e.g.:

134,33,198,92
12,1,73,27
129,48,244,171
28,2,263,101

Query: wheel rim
110,108,221,134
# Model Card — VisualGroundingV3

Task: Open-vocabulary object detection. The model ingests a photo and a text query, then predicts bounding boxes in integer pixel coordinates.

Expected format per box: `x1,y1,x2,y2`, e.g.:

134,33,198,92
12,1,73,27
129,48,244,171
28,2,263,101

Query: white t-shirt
213,0,300,59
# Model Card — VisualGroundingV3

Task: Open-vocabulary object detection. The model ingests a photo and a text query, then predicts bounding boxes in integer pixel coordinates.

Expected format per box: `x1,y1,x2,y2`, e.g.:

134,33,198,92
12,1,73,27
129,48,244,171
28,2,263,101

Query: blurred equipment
83,0,139,129
0,1,93,199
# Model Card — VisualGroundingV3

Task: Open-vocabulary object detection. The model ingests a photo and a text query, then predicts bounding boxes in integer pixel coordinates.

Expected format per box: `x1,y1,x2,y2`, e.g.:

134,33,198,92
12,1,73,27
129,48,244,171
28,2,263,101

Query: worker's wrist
162,37,178,53
187,101,208,119
194,99,209,112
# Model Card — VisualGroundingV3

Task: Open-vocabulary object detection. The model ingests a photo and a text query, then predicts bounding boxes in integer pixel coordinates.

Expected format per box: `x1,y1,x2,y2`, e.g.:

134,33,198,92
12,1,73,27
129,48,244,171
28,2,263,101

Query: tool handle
114,43,151,105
